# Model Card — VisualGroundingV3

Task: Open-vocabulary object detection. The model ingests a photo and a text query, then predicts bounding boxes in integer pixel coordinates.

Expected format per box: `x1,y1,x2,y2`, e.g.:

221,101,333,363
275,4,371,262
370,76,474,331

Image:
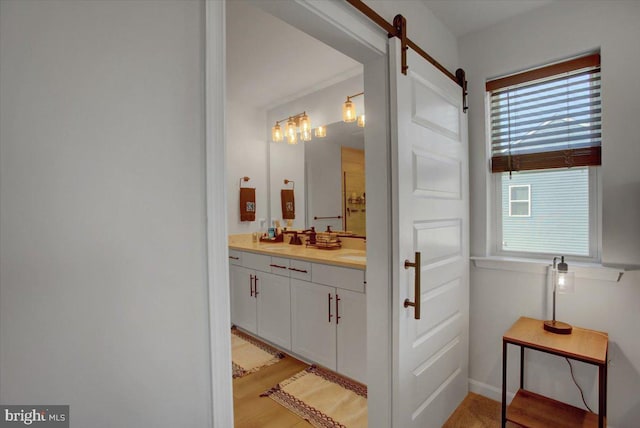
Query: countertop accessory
306,231,341,249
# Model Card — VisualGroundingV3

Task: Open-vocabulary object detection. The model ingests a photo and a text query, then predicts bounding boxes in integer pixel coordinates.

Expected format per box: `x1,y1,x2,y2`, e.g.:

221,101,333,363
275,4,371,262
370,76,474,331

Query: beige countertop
228,234,366,270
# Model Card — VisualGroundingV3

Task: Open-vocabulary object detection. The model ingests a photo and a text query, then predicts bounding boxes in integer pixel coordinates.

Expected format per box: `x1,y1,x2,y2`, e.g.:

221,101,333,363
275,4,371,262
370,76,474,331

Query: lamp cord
565,358,593,413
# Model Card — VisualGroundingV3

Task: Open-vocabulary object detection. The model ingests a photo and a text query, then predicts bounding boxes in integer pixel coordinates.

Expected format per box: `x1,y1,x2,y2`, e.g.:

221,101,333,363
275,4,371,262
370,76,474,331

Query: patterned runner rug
261,365,368,428
231,327,285,379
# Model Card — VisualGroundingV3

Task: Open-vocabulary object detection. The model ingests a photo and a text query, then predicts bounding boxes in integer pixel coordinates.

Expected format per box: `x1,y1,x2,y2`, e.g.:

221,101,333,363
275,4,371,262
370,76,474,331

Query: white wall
459,2,640,426
0,1,213,427
226,101,268,234
364,0,459,74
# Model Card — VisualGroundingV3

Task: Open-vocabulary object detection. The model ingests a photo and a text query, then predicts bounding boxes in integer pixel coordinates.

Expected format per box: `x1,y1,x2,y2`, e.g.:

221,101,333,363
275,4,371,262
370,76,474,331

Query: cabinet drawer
311,263,365,293
270,257,290,277
242,252,271,272
288,259,311,281
228,250,243,266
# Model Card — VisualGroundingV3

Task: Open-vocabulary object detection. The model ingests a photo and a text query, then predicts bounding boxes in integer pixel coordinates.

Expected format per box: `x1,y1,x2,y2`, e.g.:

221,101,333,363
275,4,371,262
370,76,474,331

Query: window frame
508,184,531,217
484,87,602,263
490,166,601,262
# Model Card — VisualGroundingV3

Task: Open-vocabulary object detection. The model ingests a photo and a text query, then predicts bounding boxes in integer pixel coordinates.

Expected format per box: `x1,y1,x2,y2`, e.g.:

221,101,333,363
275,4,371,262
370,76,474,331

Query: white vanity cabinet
335,288,367,383
291,264,367,384
229,248,366,384
229,252,292,349
256,272,291,349
229,264,258,333
290,279,337,369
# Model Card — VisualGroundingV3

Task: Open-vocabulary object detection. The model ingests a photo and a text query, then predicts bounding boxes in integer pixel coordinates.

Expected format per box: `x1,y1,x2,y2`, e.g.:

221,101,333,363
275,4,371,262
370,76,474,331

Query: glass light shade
357,114,365,128
555,269,575,294
300,128,312,142
285,118,297,145
271,123,283,142
299,114,312,142
299,113,311,133
315,125,326,138
343,99,356,123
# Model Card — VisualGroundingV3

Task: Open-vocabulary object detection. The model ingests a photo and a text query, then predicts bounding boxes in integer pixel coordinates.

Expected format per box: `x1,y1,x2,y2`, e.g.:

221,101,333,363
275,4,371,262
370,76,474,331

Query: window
508,185,530,217
487,53,601,259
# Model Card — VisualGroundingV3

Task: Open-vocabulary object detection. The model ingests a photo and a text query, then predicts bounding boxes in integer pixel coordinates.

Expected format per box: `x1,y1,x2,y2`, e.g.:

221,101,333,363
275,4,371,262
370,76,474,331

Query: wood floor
233,352,514,428
233,354,309,428
443,392,519,428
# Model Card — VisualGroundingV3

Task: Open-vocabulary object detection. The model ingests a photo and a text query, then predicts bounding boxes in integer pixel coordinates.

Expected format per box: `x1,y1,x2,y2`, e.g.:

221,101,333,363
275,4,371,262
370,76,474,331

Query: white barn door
389,38,469,428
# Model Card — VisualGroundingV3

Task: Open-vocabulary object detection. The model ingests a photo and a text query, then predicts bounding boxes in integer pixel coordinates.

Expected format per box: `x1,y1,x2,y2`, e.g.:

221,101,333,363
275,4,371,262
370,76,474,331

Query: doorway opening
225,1,382,426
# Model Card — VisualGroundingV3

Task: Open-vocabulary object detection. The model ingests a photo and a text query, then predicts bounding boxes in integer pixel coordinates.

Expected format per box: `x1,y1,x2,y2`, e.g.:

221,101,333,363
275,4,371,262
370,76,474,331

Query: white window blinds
487,53,601,173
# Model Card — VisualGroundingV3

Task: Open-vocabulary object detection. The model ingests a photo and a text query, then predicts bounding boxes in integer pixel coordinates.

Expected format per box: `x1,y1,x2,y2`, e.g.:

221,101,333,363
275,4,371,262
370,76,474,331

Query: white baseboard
468,378,515,404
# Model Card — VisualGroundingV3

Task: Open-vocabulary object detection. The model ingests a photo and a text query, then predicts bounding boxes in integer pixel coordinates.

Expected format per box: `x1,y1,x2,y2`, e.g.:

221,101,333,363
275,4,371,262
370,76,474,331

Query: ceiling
226,1,361,110
421,0,555,37
227,1,556,110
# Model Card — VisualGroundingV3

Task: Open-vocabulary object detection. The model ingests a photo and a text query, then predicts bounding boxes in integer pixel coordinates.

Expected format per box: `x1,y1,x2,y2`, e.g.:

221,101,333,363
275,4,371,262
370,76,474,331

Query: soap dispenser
308,227,317,245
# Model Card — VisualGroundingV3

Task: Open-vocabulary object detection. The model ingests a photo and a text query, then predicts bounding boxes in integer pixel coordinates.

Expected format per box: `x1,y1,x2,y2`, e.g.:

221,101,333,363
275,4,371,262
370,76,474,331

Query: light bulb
357,114,365,128
315,126,326,138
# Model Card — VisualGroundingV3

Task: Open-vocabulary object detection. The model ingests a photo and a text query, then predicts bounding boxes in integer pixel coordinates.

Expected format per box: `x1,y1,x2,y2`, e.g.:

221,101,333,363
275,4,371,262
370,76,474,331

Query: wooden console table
502,317,608,428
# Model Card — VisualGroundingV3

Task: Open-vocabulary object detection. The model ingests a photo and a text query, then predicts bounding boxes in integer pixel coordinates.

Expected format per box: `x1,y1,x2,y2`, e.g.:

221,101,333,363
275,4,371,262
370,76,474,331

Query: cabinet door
291,279,336,370
256,272,291,350
229,265,257,334
336,289,367,384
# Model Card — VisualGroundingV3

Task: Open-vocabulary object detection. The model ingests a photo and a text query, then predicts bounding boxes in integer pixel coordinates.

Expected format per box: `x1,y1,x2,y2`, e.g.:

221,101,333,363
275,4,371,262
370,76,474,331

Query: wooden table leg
599,351,607,427
520,346,524,389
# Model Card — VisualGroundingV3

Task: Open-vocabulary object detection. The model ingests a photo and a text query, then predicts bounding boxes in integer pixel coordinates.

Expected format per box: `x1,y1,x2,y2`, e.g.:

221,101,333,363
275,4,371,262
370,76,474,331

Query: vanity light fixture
342,91,364,123
357,114,365,128
271,111,317,144
315,125,327,138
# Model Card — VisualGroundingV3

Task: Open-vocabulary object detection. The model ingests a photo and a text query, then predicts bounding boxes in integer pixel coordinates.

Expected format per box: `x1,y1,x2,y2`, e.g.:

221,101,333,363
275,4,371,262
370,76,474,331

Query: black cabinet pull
336,294,341,325
270,264,287,270
249,274,254,297
288,267,308,273
328,293,333,323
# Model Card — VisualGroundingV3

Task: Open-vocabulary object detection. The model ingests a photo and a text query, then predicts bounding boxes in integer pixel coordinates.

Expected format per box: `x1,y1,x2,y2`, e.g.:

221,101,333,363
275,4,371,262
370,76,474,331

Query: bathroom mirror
269,121,365,236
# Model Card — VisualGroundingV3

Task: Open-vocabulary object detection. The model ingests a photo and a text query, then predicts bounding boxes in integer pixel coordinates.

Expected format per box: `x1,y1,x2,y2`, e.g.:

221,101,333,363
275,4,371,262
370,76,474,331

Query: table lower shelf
507,389,603,428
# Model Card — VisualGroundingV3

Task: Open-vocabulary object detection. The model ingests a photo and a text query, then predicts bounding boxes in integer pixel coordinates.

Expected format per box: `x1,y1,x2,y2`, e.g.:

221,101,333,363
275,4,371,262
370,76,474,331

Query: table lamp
544,256,575,334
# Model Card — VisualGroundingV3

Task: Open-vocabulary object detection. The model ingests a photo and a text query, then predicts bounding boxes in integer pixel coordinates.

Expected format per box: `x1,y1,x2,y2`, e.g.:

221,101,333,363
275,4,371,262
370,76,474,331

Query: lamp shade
555,268,575,294
357,114,365,128
299,113,312,142
285,118,297,145
315,125,326,138
272,123,283,142
343,99,356,123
